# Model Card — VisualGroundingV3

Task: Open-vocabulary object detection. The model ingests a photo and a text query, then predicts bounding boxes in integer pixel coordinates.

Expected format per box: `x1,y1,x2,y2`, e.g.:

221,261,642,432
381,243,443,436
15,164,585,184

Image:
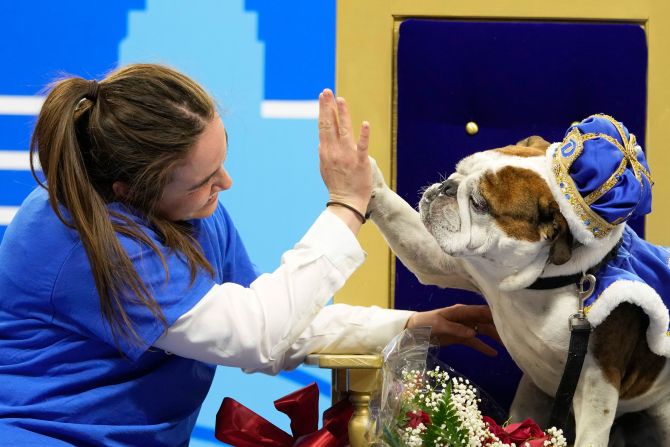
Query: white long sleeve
251,303,413,374
154,209,412,372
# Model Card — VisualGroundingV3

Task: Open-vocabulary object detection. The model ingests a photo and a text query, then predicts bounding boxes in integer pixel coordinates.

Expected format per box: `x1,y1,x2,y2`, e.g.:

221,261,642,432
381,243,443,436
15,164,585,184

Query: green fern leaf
422,382,470,447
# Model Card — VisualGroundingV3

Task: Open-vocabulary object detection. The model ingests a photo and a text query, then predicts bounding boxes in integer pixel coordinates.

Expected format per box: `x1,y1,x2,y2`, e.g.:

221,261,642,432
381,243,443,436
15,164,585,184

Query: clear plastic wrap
367,328,566,447
369,326,433,446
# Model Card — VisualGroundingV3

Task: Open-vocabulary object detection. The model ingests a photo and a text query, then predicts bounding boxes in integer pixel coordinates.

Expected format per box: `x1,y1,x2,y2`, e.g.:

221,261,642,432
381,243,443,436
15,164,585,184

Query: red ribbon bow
215,382,353,447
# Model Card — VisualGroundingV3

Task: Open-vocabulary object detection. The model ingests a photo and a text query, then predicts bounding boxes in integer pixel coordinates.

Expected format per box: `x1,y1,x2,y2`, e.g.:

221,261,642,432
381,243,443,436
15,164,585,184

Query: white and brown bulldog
367,118,670,446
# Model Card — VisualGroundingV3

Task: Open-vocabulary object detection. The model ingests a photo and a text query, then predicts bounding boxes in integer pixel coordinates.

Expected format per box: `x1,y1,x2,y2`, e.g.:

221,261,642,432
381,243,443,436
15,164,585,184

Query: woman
0,64,497,446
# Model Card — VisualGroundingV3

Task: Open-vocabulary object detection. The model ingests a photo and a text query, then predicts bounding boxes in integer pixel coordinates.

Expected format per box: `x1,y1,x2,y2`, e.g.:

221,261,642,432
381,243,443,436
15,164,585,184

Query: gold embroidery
584,158,627,205
550,114,654,239
551,146,614,238
595,114,653,185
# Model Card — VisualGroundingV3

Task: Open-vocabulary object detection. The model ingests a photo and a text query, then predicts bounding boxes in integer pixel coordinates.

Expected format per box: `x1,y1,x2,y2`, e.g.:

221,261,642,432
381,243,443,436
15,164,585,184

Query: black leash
524,240,622,431
548,274,594,430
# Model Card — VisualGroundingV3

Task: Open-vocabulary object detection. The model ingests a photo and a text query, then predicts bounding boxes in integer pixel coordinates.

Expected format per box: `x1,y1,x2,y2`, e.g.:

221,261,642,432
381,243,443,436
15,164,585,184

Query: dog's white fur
367,150,670,446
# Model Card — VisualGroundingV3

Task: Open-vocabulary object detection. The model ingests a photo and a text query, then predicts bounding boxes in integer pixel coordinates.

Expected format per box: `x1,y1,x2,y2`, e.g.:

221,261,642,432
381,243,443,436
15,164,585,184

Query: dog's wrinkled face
419,137,572,289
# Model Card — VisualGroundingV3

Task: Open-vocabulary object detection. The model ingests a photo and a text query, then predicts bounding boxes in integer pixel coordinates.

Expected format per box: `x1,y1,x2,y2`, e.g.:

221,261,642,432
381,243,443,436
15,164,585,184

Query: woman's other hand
318,89,371,230
407,304,502,356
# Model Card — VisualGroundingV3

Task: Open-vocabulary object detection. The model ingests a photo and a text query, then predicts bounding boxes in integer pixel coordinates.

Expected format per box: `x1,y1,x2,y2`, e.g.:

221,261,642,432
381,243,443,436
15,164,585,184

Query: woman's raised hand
318,89,371,230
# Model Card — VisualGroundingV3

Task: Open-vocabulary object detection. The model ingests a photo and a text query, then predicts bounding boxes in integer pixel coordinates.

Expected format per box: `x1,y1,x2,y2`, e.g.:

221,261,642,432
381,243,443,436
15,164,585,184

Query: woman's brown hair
30,63,216,347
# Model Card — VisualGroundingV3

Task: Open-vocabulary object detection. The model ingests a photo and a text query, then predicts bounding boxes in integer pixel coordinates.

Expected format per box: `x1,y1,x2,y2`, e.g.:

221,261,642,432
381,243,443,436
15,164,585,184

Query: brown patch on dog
496,145,546,158
518,135,551,150
592,303,665,399
479,166,572,264
496,136,551,157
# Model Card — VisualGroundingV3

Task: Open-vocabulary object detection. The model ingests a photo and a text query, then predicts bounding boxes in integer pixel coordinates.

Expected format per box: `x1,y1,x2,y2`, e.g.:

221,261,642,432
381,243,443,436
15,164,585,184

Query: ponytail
30,65,217,347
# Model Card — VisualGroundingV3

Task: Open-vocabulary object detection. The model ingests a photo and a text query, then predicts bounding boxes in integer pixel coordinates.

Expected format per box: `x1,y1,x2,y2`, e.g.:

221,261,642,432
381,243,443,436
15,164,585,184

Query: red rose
505,418,546,443
483,416,511,444
405,410,431,429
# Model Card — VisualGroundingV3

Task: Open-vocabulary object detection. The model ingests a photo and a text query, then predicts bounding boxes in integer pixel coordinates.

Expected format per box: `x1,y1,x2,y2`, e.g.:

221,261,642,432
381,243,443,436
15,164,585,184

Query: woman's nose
214,168,233,191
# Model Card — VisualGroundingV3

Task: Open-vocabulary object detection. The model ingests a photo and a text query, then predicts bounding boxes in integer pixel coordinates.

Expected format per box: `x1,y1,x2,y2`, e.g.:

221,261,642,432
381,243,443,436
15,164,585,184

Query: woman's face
157,116,232,221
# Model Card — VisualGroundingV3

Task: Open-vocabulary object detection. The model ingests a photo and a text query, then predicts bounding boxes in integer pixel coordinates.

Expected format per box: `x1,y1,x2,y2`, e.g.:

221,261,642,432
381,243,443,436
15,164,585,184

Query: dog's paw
369,156,387,190
367,156,389,218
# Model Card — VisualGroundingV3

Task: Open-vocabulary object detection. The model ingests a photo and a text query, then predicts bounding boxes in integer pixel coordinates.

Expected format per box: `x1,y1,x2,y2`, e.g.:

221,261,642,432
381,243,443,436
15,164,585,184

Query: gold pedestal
305,353,383,447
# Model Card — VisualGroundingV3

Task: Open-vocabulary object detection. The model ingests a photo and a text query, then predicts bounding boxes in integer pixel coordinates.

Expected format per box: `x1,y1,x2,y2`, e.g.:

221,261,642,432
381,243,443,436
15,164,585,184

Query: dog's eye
470,196,489,214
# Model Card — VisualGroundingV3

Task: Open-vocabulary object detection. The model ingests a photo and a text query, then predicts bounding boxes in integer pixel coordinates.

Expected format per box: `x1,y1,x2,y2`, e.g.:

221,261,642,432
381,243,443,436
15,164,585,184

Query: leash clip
577,273,596,315
570,274,596,331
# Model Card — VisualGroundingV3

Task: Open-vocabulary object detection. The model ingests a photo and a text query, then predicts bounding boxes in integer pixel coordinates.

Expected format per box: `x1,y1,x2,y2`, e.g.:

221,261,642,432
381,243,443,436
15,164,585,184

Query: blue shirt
0,187,258,446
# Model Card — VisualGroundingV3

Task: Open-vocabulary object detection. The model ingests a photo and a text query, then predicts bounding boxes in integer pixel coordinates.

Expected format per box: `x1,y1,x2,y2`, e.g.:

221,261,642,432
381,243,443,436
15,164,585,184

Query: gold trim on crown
550,114,653,239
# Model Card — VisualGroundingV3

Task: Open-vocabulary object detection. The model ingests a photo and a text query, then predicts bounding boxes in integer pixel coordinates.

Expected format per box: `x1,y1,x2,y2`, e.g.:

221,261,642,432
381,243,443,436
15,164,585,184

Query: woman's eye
187,184,207,195
470,196,489,213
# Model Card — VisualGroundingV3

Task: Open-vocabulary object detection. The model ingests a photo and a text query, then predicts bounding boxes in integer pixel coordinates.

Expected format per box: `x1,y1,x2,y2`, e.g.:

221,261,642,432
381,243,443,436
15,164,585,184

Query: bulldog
366,121,670,446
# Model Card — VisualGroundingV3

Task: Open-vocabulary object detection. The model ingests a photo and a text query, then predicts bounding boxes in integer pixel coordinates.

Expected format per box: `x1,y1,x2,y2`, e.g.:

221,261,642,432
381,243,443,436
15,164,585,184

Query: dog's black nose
438,179,459,197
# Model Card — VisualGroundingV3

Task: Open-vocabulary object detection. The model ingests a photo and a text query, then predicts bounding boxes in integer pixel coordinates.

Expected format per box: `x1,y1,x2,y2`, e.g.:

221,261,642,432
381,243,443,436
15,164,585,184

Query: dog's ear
516,135,551,152
538,196,573,265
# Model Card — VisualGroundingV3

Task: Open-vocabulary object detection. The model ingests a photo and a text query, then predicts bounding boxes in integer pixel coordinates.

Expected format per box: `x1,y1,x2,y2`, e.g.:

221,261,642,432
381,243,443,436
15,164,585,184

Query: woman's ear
112,181,131,201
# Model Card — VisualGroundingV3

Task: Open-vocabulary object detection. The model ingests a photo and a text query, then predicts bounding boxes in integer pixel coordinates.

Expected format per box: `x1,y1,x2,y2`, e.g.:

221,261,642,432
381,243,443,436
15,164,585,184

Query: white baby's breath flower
386,365,561,447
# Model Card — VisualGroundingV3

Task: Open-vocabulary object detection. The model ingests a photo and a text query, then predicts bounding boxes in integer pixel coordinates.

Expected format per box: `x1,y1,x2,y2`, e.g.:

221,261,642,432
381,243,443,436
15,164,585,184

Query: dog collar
526,239,622,290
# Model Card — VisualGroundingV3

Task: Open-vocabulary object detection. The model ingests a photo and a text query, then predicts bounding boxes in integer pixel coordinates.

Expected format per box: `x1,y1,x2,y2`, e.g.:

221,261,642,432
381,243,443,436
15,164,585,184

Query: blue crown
548,114,653,244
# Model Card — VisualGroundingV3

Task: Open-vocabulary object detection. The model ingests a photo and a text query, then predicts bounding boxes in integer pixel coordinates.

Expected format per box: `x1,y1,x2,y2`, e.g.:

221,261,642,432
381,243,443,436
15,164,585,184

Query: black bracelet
326,201,366,224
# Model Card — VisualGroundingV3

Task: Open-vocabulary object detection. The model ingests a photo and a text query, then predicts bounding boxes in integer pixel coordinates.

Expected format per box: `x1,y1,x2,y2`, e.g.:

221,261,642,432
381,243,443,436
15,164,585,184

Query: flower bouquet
369,328,567,447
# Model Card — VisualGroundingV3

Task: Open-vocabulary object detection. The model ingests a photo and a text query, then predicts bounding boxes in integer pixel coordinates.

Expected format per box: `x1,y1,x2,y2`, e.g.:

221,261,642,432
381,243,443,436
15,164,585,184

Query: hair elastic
85,80,100,102
326,200,366,224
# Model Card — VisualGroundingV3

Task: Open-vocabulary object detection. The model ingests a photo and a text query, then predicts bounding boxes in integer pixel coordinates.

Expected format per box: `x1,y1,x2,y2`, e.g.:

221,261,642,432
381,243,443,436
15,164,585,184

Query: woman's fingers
318,89,339,152
432,329,499,357
413,304,502,356
440,304,495,325
476,323,502,344
318,89,368,156
316,88,373,219
357,121,370,155
434,319,477,339
336,96,352,140
461,337,498,357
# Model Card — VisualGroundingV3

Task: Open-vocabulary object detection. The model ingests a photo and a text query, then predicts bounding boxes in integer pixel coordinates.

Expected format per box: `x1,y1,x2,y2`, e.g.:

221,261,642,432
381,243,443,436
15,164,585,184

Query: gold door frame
335,0,670,309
